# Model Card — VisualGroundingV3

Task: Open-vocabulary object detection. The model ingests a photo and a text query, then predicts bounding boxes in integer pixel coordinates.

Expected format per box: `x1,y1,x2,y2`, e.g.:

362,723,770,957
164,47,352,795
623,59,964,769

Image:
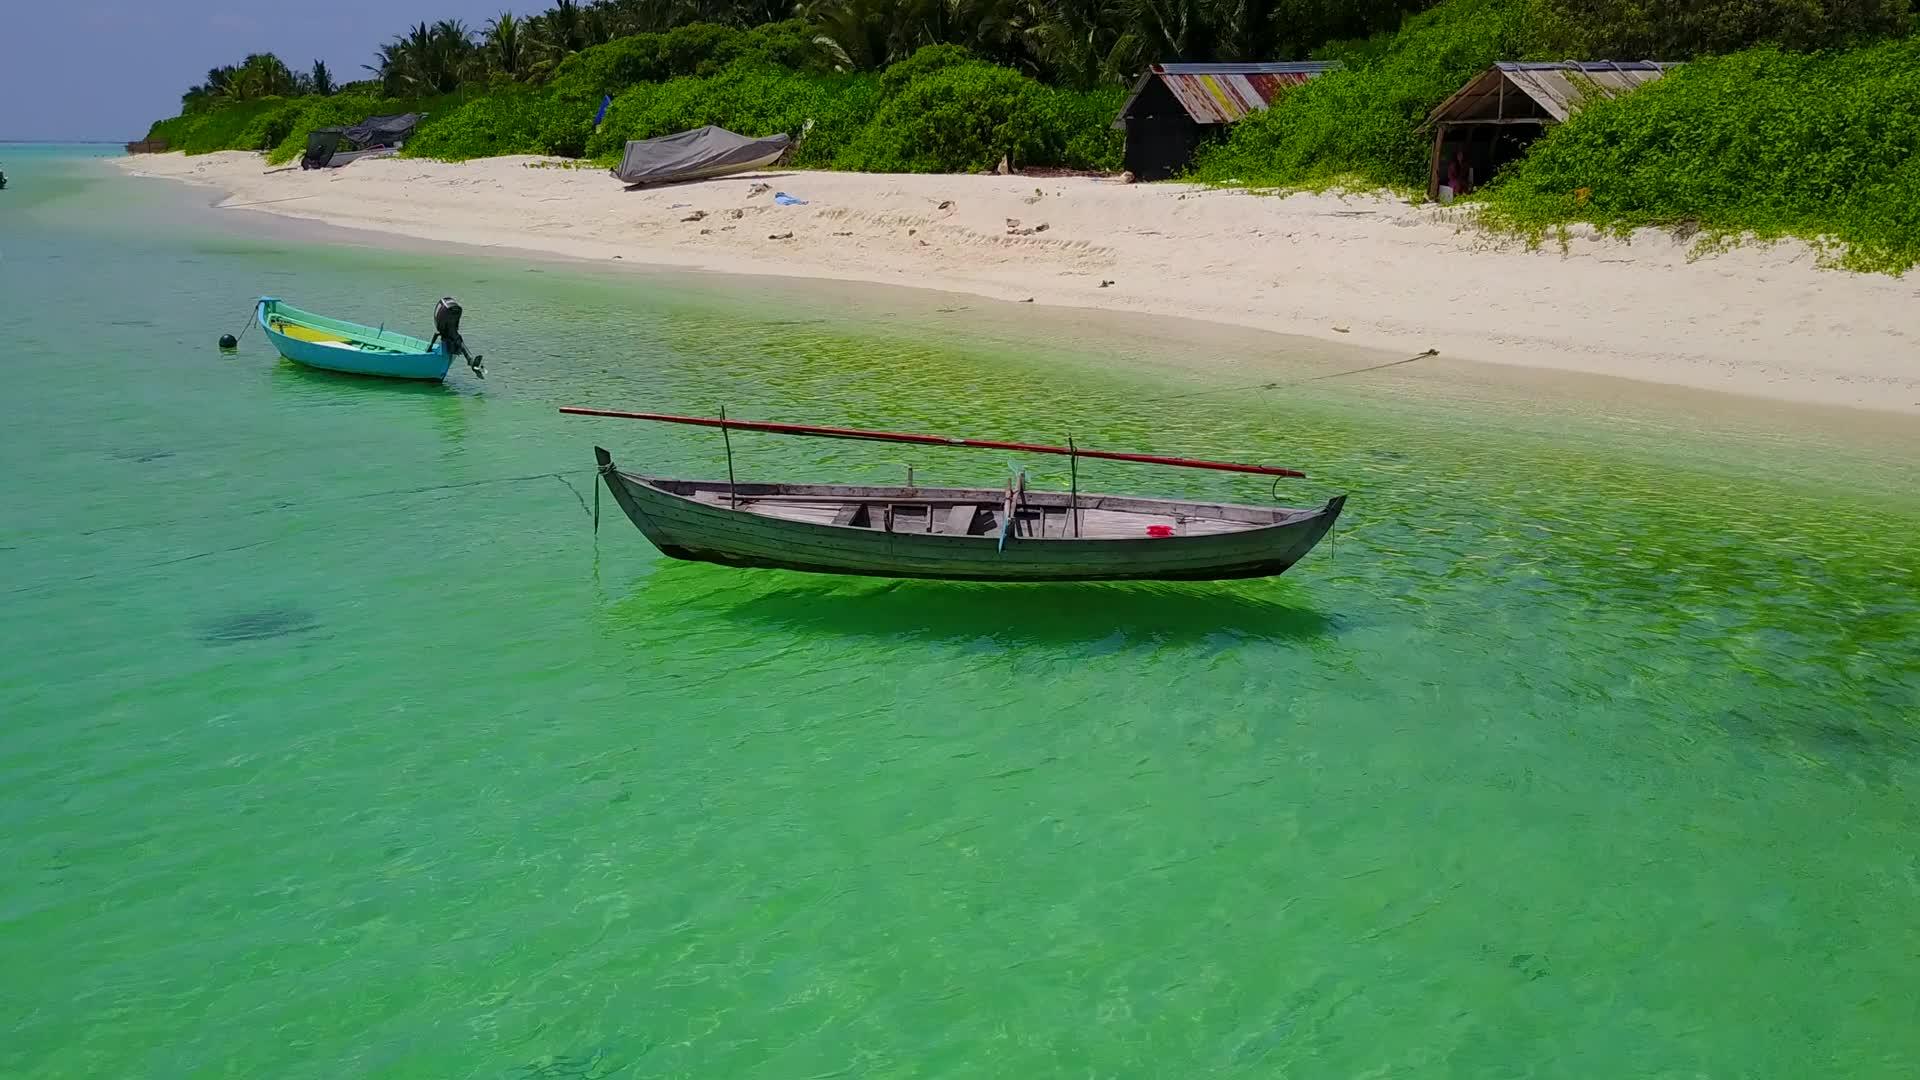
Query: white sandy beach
118,151,1920,414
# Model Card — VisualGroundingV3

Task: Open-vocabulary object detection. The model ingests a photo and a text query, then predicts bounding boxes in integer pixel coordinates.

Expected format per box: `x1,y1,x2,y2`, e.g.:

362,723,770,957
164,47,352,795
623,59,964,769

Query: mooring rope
78,468,601,539
1141,348,1440,405
551,473,593,518
218,301,258,350
11,469,602,597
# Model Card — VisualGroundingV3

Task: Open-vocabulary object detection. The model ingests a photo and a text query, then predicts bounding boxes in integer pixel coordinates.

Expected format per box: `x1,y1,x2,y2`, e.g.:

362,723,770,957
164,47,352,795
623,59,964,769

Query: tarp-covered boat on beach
301,113,422,170
611,126,791,186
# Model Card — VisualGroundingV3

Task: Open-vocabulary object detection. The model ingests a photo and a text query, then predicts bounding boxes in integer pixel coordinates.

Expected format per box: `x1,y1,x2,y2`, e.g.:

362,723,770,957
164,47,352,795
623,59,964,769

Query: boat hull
256,298,451,380
595,449,1343,583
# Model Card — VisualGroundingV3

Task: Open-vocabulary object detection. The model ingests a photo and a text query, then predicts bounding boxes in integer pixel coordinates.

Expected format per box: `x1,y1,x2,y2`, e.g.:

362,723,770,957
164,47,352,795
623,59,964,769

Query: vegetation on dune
1537,0,1909,57
1481,39,1920,273
410,45,1122,173
1189,0,1920,270
579,66,879,164
1191,0,1915,192
149,89,479,162
141,0,1920,270
1191,0,1533,191
832,56,1123,171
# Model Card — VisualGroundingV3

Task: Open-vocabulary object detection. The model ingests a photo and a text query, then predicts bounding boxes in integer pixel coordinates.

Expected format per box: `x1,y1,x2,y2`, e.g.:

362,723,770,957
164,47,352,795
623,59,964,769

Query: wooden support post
1068,434,1080,538
1429,124,1447,201
719,404,738,509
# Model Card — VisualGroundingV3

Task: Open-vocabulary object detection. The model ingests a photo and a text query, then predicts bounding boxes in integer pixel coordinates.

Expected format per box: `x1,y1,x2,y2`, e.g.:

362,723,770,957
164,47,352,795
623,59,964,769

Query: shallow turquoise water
3,148,1918,1078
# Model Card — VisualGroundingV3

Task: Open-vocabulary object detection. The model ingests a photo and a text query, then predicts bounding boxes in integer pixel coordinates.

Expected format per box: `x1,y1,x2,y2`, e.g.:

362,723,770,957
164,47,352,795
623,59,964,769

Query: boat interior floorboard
685,489,1266,539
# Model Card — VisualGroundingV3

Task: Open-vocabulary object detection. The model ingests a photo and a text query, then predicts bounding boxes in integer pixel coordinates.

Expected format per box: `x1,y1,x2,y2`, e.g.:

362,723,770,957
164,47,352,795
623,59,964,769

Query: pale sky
1,1,515,140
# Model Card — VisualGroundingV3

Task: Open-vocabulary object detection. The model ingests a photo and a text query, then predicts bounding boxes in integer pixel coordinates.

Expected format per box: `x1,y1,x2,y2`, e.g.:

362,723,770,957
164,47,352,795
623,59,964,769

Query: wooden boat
568,410,1346,583
255,297,481,380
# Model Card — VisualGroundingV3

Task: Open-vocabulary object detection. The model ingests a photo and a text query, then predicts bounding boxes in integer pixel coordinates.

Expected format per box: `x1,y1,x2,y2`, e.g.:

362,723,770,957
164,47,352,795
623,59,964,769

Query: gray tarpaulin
304,113,421,168
343,113,421,146
613,126,791,186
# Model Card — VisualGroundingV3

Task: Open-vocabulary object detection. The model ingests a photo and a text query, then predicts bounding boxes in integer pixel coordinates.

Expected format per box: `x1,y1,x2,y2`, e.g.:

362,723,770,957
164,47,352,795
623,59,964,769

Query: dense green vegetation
1186,0,1920,270
1191,0,1532,191
1484,39,1920,273
152,21,1124,174
1192,0,1915,191
143,0,1920,269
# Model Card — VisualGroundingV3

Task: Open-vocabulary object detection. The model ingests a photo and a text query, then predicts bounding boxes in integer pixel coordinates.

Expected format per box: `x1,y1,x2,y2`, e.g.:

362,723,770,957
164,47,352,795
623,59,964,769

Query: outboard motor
430,297,484,378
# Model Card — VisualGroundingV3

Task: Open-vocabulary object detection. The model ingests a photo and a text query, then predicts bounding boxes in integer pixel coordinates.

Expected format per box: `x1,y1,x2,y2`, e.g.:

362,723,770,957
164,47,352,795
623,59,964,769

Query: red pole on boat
558,406,1307,479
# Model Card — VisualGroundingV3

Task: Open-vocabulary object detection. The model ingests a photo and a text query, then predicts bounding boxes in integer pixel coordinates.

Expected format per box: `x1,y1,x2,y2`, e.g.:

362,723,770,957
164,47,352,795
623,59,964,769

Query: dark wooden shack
1422,61,1674,199
1112,62,1338,181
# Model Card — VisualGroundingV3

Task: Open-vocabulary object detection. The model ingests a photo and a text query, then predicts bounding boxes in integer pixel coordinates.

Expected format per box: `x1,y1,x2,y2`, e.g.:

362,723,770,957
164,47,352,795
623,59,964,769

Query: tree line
185,55,337,109
182,0,1912,112
178,0,1496,110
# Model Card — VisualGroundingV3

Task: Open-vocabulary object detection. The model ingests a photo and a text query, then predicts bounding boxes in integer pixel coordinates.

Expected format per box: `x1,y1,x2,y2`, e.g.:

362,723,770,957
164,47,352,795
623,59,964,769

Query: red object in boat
1146,525,1175,538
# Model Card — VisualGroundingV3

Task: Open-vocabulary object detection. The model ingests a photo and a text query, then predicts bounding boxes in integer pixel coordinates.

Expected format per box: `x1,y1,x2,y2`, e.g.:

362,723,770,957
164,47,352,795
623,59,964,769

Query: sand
117,151,1920,415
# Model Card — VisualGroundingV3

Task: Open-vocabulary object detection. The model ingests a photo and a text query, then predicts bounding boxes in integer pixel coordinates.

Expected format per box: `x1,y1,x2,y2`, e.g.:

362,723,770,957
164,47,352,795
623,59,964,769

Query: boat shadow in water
645,565,1337,648
269,361,469,396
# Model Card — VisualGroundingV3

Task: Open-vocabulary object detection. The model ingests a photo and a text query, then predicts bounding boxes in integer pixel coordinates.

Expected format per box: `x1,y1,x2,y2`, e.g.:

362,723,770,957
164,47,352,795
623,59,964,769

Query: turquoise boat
255,297,482,380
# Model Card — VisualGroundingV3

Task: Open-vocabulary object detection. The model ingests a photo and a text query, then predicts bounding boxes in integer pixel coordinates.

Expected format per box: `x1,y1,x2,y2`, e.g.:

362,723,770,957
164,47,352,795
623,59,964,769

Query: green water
4,147,1918,1078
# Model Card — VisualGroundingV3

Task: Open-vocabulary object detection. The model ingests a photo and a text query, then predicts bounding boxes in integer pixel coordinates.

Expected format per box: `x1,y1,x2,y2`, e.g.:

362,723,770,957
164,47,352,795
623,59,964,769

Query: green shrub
230,99,306,153
1539,0,1912,58
551,20,825,97
253,90,476,164
404,90,549,160
262,97,350,164
594,68,882,169
147,99,290,154
877,43,976,96
835,58,1113,172
1482,40,1920,273
262,94,385,164
1193,0,1535,189
1055,86,1127,172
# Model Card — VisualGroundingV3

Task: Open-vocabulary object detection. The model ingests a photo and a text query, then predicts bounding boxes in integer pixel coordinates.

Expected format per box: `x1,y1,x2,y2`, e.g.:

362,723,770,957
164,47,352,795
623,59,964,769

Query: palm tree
365,24,429,94
182,64,238,109
731,0,802,25
222,53,298,99
806,0,913,69
485,12,531,78
1122,0,1209,60
367,20,475,94
429,18,480,90
306,59,336,95
584,4,614,45
910,0,1021,62
547,0,587,52
1020,0,1139,85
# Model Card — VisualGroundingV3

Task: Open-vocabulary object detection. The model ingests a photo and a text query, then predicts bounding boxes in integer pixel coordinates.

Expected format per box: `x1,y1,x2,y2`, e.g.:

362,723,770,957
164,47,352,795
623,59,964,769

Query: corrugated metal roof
1424,61,1676,127
1154,62,1341,76
1115,62,1340,127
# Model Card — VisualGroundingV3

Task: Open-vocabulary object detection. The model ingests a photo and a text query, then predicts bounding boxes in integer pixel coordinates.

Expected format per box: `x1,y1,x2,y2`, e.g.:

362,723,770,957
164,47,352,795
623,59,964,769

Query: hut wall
1121,79,1208,180
1124,117,1210,180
